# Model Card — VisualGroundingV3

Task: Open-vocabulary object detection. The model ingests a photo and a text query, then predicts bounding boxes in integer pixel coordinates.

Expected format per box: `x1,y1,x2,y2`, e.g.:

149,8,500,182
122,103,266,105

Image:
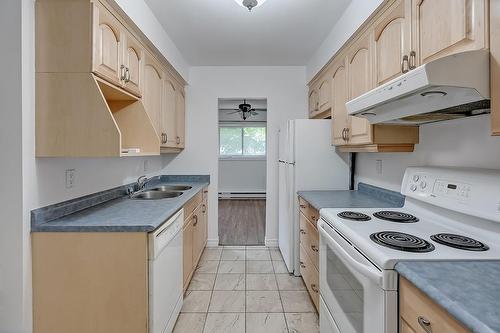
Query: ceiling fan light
234,0,267,11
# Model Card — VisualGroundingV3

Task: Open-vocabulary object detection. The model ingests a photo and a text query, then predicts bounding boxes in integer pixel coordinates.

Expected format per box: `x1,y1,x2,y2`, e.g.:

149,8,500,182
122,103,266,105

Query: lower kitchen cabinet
399,277,471,333
298,196,320,312
183,187,209,291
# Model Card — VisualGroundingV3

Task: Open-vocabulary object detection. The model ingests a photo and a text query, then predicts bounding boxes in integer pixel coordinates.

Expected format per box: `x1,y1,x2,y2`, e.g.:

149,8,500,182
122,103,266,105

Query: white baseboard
206,238,220,247
265,238,279,248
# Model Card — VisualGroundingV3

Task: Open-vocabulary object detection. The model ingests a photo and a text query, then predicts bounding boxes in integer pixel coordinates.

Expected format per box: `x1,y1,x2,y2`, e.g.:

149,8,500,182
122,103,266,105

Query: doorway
217,98,267,245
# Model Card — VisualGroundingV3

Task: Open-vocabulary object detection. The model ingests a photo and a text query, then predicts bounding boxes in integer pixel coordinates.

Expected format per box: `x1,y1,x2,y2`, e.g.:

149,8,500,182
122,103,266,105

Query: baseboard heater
218,192,266,199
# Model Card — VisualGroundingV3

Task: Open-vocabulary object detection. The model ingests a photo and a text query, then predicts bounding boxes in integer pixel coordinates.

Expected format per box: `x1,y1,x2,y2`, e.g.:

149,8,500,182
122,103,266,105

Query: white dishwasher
149,209,184,333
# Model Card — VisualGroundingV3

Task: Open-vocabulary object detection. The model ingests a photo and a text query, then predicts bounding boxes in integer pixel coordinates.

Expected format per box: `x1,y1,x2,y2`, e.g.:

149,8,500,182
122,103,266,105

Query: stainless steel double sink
130,185,193,200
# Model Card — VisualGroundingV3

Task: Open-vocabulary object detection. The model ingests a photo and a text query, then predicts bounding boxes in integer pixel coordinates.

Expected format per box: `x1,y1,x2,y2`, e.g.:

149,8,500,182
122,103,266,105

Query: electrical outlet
143,159,150,172
65,169,76,189
376,160,383,175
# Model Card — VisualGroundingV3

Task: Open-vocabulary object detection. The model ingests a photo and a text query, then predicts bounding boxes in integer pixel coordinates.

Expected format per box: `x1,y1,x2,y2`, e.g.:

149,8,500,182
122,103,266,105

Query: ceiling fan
220,99,266,120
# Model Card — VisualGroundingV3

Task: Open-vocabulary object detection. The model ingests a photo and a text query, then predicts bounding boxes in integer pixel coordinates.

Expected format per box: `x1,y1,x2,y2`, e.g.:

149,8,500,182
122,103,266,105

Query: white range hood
346,50,490,125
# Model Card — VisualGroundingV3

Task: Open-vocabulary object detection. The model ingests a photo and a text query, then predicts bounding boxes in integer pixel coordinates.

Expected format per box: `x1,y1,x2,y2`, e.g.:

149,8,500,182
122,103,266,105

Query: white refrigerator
278,119,349,275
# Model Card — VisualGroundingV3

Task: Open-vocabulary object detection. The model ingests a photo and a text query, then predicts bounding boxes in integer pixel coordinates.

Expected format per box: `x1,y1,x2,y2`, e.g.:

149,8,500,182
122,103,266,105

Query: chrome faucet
136,175,150,191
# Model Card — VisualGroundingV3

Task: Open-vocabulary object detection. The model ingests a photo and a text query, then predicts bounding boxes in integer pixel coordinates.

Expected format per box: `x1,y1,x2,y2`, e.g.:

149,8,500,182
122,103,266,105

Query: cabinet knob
300,229,306,235
311,283,319,293
300,261,306,268
311,245,319,252
299,204,307,209
417,316,432,333
202,204,206,214
409,51,416,70
401,55,409,74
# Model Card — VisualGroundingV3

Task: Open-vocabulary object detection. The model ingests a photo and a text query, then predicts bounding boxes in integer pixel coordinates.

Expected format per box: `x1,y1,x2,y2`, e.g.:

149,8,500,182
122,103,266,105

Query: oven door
318,219,397,333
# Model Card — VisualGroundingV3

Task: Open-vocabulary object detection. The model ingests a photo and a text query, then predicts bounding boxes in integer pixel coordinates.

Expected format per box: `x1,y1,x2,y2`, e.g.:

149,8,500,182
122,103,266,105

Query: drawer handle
299,204,307,209
311,284,319,293
311,215,316,220
311,245,319,252
193,215,198,226
418,316,432,333
300,261,306,268
300,229,306,235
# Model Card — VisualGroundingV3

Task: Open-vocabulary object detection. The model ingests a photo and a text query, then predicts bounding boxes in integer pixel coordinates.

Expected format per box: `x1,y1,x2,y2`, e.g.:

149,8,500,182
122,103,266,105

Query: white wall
162,66,308,246
114,0,189,81
356,115,500,191
306,0,384,81
219,160,267,193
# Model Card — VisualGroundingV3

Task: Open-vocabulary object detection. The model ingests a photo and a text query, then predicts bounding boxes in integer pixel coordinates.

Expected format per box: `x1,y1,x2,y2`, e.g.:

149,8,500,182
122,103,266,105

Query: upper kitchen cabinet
92,1,123,87
412,0,488,65
308,85,319,117
373,0,412,85
318,73,332,114
176,88,186,149
143,52,164,138
346,31,374,146
35,0,186,157
331,58,349,146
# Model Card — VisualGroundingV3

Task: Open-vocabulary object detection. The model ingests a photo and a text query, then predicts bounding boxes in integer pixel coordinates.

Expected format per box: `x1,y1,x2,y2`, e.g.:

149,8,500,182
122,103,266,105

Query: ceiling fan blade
227,110,242,114
219,108,241,111
253,108,267,111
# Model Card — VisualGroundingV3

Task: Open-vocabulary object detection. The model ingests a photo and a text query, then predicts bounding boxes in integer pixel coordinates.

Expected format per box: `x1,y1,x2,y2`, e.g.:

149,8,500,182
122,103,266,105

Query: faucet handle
136,175,148,190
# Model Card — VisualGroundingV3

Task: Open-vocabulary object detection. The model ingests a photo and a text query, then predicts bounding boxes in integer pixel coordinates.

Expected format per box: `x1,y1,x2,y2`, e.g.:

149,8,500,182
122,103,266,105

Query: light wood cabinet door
162,79,178,148
201,200,208,246
176,88,186,148
122,32,143,97
183,220,193,288
192,206,204,267
309,89,319,116
331,59,349,146
374,0,412,85
92,1,123,86
347,32,373,145
142,53,163,138
412,0,487,65
318,76,331,113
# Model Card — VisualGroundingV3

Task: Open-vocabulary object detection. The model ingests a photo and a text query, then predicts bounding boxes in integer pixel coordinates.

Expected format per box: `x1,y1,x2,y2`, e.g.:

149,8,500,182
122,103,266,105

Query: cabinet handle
417,316,432,333
311,245,319,252
315,101,319,111
401,55,409,73
345,128,350,142
409,51,416,70
311,284,319,293
124,67,130,83
300,261,306,268
202,204,206,214
120,65,126,81
176,136,181,144
341,128,346,141
311,215,316,221
300,229,306,235
193,215,198,226
299,204,307,209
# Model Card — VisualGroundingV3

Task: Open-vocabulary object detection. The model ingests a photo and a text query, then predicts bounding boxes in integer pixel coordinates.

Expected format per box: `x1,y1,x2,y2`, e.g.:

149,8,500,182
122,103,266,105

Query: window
219,126,266,158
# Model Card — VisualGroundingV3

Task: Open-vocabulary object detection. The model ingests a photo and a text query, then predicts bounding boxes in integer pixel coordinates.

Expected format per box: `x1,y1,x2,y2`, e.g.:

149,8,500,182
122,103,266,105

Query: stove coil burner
370,231,435,253
337,211,371,221
430,233,489,251
373,211,419,223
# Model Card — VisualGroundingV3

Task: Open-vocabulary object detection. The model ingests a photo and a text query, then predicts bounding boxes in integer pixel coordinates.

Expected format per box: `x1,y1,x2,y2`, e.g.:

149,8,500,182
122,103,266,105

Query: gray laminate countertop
396,261,500,333
297,183,405,210
31,175,209,232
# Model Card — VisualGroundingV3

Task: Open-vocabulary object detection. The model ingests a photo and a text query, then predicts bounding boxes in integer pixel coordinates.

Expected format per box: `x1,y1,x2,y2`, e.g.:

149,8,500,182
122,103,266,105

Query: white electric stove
318,167,500,333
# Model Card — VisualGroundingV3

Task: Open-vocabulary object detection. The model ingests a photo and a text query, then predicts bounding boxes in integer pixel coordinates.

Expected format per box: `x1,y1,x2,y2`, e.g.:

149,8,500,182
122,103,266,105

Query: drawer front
399,277,471,333
183,191,203,224
300,244,319,311
300,213,319,270
298,197,320,226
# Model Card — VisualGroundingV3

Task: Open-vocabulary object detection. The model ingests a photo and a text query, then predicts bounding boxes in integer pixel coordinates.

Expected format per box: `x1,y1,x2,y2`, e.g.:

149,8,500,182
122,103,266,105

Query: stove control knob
420,181,427,189
413,175,420,182
410,184,417,192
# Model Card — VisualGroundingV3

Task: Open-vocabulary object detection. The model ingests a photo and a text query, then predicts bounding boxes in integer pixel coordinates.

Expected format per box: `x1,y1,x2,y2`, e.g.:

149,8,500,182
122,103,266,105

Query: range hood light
421,91,447,97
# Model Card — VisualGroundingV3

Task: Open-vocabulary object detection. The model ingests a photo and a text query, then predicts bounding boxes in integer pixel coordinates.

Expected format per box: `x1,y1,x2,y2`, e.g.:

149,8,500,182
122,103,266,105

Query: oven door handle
319,223,383,286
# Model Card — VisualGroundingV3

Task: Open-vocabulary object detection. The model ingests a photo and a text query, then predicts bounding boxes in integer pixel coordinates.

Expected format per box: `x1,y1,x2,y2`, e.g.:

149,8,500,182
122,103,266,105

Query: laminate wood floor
218,199,266,246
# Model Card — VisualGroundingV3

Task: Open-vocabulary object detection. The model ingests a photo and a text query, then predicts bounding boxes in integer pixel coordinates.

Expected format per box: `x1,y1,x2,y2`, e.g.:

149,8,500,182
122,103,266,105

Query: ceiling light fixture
234,0,268,11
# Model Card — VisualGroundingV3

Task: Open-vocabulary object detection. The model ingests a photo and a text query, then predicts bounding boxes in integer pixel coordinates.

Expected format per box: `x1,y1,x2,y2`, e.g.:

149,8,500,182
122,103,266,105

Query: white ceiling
145,0,351,66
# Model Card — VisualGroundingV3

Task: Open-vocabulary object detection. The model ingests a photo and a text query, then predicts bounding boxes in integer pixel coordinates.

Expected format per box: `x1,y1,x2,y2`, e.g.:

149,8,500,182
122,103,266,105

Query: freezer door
278,120,295,163
278,161,295,273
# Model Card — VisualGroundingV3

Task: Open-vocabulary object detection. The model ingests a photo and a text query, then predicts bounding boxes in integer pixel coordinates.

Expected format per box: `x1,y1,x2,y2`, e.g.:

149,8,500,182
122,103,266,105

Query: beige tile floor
173,246,319,333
